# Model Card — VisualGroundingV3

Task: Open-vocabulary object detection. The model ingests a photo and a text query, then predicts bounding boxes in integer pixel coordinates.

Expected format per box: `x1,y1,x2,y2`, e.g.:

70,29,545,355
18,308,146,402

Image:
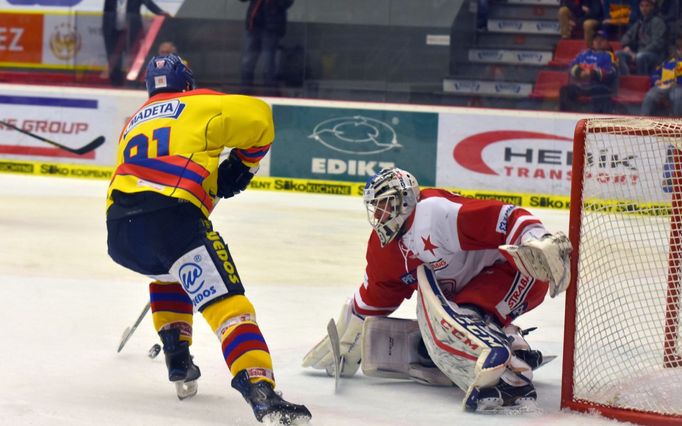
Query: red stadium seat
529,70,569,100
613,75,651,104
549,39,588,67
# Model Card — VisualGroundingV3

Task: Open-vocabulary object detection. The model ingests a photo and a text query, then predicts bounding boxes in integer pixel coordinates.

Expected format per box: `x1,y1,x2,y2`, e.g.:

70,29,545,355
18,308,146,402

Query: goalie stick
0,119,105,155
117,301,151,353
326,318,343,393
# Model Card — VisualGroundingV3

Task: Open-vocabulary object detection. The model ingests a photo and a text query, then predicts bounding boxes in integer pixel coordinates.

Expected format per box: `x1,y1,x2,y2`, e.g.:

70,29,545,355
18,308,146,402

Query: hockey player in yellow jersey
106,54,311,425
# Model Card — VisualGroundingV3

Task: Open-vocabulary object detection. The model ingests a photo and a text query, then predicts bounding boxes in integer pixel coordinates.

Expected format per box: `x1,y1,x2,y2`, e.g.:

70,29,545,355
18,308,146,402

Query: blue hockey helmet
145,54,195,97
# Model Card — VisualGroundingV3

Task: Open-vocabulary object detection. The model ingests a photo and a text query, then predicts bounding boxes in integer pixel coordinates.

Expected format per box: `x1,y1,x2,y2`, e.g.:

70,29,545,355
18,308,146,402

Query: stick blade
326,318,342,393
117,326,132,353
70,136,105,155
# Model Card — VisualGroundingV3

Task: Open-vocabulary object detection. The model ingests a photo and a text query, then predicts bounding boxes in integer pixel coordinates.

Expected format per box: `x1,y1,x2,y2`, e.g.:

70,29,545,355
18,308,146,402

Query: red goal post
562,118,682,425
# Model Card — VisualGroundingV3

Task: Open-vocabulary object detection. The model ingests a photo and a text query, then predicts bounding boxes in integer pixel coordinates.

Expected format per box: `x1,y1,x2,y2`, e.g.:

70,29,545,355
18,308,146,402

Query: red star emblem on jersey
421,235,439,256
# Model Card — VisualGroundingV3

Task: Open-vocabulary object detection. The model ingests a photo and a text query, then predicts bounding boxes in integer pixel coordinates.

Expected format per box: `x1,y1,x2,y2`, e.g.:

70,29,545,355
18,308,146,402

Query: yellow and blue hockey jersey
107,89,274,217
569,49,618,86
651,56,682,89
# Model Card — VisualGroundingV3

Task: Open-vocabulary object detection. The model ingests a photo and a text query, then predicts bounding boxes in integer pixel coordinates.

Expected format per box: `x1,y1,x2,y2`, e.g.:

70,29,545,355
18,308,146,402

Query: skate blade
175,380,198,400
475,399,541,415
538,355,557,369
262,411,312,426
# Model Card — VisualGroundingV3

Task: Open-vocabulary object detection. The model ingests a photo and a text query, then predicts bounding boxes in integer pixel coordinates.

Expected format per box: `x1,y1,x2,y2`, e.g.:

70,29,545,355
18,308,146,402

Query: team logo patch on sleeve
496,204,515,234
400,271,417,285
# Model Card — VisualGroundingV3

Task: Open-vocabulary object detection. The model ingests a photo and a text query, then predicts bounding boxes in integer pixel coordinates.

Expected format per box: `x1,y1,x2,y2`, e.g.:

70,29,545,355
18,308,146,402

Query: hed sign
436,111,577,196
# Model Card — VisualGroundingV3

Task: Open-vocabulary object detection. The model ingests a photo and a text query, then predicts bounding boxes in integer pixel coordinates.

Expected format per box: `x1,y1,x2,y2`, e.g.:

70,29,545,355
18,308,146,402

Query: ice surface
0,174,627,425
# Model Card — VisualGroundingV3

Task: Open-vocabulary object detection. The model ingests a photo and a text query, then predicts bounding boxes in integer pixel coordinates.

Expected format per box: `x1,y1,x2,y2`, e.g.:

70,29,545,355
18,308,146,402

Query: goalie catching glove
499,231,572,298
302,299,364,377
217,150,258,199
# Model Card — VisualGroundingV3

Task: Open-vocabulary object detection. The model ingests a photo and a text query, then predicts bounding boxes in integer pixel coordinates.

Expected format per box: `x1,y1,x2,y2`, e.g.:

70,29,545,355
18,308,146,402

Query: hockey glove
217,150,259,199
499,231,572,298
302,299,364,377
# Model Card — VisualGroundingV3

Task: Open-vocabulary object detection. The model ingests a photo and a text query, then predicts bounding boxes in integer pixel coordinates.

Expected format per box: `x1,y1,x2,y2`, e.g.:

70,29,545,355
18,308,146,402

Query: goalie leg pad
361,317,421,380
361,316,453,386
416,265,511,405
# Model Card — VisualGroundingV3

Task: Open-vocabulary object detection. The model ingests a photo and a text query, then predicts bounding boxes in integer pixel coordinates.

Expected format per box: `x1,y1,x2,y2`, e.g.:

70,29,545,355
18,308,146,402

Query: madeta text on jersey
124,100,185,137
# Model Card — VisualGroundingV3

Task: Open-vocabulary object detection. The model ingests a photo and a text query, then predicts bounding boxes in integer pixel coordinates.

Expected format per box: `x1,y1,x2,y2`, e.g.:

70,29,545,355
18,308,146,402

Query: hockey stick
326,318,343,393
0,120,105,155
117,301,151,353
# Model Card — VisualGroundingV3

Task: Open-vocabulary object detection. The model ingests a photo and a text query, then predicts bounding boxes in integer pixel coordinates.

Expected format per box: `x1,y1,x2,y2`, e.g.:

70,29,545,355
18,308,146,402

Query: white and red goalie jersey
354,188,551,325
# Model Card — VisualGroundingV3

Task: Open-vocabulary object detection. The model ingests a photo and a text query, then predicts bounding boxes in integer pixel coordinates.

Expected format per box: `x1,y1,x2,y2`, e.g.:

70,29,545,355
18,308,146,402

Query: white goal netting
569,118,682,418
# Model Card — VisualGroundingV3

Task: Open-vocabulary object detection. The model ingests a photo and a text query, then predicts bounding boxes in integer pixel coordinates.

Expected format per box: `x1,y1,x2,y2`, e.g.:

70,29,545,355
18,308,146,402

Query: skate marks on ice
0,175,626,426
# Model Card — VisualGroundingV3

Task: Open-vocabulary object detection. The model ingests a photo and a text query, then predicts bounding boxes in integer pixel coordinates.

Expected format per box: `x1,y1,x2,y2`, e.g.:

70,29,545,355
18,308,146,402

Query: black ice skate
465,371,538,413
231,370,312,425
514,349,544,370
159,329,201,400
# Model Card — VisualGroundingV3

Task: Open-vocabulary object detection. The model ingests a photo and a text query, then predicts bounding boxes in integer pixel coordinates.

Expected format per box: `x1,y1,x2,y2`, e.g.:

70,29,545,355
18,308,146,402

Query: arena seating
549,40,586,67
548,39,624,68
529,70,569,101
613,75,651,105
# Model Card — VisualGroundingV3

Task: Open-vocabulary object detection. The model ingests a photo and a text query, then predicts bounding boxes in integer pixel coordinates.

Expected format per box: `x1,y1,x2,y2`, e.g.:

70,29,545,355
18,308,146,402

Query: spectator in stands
157,41,177,56
156,41,190,68
477,0,490,31
239,0,295,88
602,0,639,35
641,36,682,115
558,0,604,46
656,0,680,39
103,0,171,86
615,0,668,75
560,30,619,113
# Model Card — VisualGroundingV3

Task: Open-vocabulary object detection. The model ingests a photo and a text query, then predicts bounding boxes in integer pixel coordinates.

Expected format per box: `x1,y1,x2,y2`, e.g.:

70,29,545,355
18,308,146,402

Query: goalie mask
363,168,420,247
145,54,195,97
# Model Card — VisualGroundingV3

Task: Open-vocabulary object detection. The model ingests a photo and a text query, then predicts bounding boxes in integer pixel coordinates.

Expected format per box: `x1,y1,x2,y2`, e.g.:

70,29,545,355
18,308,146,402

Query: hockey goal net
562,118,682,424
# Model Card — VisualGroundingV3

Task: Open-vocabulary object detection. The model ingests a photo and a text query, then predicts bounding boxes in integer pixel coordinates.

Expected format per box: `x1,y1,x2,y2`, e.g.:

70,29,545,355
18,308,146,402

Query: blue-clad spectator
560,30,619,112
641,36,682,115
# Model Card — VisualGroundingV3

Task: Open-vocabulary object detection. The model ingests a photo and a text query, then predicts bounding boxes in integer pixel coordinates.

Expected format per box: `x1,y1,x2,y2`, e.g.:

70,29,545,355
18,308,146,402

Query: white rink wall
0,83,601,212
